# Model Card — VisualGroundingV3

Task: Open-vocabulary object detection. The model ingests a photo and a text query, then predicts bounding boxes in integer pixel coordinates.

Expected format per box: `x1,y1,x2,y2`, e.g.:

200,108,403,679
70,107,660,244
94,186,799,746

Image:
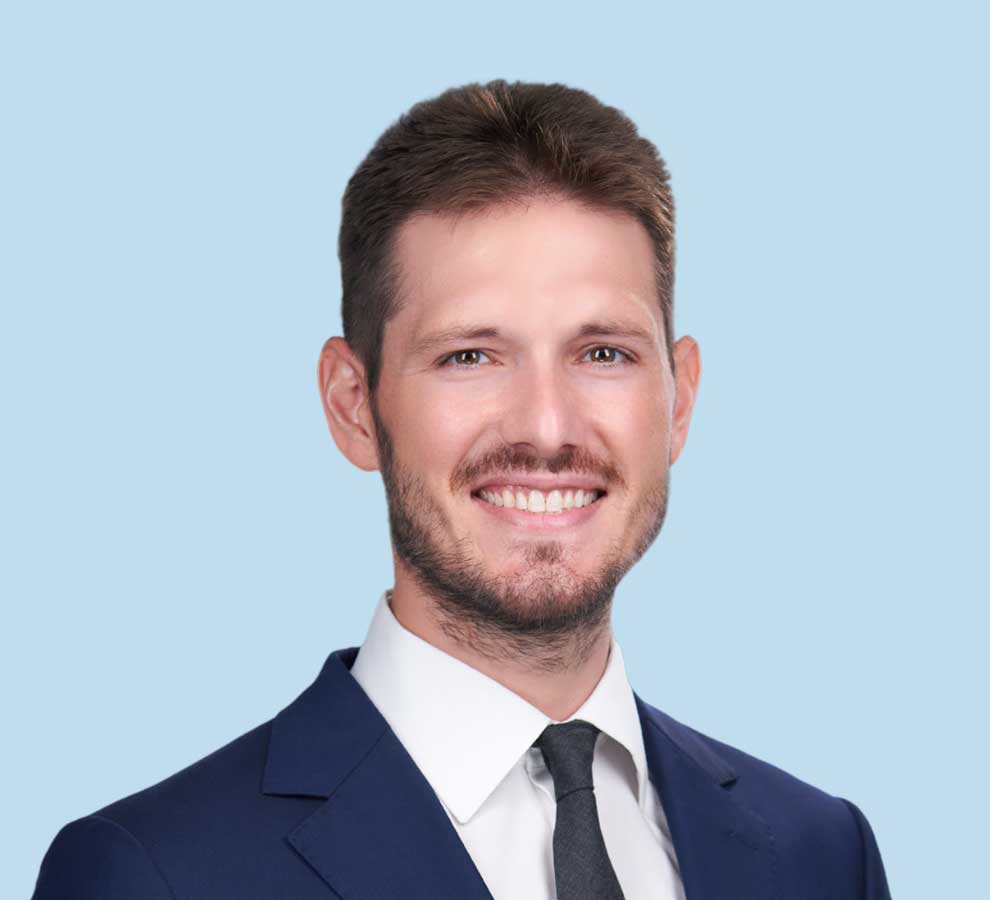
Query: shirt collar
349,590,651,824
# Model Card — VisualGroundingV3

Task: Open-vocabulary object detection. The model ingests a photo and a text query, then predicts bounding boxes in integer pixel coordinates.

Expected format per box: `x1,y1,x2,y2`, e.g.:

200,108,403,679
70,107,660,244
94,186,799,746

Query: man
33,79,892,899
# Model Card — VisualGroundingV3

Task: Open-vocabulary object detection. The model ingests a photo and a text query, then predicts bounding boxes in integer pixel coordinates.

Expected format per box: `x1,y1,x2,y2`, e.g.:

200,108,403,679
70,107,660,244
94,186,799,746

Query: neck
387,576,614,722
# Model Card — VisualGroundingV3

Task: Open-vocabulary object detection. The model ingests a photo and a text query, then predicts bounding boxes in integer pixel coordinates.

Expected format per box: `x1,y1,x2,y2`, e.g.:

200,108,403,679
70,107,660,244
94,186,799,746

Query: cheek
391,387,483,474
599,379,667,432
600,393,670,474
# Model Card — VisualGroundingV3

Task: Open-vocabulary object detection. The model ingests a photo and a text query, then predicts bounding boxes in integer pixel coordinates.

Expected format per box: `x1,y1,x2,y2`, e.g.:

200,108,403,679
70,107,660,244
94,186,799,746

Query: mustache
452,445,624,493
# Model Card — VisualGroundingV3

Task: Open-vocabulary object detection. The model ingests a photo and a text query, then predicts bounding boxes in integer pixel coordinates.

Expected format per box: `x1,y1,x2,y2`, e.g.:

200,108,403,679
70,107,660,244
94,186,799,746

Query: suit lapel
264,646,775,900
636,695,778,900
263,647,493,900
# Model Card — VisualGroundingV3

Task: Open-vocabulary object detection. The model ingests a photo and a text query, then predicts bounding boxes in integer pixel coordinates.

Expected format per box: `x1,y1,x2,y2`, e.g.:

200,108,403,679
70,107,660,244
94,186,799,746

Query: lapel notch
636,694,778,900
264,647,493,900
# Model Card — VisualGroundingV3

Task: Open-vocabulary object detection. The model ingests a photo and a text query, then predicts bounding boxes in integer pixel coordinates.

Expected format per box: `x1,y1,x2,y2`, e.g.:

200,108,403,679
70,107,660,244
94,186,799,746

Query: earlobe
317,337,380,472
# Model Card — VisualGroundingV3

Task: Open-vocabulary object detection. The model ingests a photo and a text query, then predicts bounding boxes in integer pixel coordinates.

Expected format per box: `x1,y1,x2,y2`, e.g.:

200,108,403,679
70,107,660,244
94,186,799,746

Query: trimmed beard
369,395,669,671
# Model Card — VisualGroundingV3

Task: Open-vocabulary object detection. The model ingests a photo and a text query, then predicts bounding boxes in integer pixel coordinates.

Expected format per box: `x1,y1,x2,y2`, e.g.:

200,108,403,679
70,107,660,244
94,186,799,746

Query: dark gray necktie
533,719,626,900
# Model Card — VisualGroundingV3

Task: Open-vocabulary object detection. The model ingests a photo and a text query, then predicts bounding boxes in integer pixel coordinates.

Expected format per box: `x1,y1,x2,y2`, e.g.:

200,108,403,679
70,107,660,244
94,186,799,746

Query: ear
668,335,701,466
317,337,380,472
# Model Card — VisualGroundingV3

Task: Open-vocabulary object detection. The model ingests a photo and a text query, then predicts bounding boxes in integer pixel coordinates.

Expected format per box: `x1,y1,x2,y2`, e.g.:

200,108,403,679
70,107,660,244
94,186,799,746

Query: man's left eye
583,346,630,365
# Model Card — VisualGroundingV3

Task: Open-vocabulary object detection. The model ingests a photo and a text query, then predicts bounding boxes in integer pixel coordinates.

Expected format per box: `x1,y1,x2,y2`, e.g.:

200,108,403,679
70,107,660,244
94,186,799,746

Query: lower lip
471,493,606,530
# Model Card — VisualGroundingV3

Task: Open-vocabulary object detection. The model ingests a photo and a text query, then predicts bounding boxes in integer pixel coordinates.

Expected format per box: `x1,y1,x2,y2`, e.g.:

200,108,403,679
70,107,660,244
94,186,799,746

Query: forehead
390,197,662,344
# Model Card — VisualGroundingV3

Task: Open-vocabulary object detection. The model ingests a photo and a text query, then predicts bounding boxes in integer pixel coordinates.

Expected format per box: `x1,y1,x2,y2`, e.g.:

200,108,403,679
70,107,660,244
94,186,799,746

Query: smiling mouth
471,485,606,515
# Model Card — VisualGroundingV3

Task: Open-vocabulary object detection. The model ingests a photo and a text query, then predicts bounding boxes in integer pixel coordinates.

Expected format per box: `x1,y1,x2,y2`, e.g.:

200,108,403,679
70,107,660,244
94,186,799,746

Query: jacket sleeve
32,815,175,900
841,798,892,899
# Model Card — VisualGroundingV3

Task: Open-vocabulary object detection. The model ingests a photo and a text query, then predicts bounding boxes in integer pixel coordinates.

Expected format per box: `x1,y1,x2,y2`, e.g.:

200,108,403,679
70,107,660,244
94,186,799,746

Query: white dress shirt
350,590,686,900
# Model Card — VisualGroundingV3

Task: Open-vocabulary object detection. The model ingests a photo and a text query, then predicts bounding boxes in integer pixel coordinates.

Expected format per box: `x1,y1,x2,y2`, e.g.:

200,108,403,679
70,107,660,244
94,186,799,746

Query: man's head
319,80,700,665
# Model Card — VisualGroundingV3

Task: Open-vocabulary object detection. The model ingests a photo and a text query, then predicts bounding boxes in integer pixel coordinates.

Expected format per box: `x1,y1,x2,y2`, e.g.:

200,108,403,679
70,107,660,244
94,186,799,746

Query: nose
498,357,583,459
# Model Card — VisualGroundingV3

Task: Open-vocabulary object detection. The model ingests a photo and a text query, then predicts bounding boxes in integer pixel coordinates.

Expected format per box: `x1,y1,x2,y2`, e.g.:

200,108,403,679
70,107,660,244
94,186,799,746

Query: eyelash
438,346,634,369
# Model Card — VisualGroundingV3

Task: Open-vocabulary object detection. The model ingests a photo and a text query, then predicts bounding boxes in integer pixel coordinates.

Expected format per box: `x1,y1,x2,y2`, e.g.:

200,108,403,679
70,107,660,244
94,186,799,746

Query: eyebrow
575,319,658,344
408,319,659,357
408,325,502,358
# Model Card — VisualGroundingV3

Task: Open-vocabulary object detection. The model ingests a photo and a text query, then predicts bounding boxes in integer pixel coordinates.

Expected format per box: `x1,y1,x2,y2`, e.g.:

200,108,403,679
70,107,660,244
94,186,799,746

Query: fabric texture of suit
33,646,892,899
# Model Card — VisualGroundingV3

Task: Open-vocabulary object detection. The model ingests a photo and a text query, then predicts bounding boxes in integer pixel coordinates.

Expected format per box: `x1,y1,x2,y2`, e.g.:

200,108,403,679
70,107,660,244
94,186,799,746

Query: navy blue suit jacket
33,646,892,899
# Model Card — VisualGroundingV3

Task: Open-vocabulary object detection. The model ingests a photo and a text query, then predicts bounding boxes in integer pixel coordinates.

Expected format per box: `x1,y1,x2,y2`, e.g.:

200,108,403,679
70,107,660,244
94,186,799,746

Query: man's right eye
439,349,492,368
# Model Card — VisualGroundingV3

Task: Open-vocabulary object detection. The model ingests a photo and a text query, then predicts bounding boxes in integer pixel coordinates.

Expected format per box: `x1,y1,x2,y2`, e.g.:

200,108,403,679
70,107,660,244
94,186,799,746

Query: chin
490,555,590,590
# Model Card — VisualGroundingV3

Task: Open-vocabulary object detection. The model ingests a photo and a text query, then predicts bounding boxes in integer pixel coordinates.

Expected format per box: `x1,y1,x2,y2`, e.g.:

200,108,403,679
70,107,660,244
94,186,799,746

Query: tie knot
533,719,601,802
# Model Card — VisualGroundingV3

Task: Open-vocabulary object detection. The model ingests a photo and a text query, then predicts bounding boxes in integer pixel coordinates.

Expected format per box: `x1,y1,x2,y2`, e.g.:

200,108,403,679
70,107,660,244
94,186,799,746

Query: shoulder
642,697,859,822
701,723,858,824
95,720,275,835
638,699,891,896
703,725,891,896
32,720,320,899
33,814,176,900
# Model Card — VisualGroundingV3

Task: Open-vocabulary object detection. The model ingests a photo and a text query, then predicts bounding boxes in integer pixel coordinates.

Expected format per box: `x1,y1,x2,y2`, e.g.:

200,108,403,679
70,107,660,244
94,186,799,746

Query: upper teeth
477,487,602,513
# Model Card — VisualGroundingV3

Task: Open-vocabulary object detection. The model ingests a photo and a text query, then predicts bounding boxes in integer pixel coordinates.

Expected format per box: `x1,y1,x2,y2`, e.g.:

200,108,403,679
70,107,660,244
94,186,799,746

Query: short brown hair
339,79,676,396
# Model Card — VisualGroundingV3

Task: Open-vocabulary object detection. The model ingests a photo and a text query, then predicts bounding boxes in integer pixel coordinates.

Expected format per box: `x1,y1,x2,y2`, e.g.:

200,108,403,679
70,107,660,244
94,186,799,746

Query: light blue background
2,2,986,897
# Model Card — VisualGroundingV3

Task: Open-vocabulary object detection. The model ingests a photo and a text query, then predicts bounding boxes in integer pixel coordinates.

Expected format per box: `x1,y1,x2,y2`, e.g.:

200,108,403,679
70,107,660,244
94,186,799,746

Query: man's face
369,196,696,640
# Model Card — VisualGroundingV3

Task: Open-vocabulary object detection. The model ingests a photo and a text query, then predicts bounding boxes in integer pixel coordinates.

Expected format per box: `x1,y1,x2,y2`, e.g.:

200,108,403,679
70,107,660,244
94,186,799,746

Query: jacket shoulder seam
86,814,179,900
838,798,868,899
